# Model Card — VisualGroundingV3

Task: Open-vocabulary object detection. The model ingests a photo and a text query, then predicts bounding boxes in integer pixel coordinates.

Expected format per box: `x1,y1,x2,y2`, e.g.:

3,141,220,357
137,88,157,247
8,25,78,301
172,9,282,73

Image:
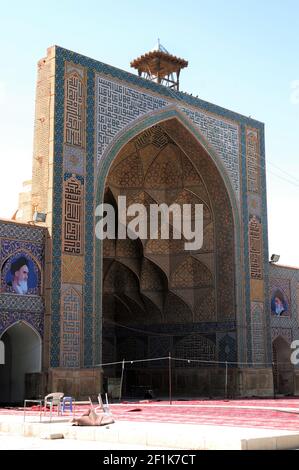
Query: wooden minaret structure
130,40,188,91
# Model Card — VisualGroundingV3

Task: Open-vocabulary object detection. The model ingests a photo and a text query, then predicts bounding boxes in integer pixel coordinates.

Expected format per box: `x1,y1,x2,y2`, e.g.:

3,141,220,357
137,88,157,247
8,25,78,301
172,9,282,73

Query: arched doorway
97,115,240,397
0,322,42,404
272,336,294,396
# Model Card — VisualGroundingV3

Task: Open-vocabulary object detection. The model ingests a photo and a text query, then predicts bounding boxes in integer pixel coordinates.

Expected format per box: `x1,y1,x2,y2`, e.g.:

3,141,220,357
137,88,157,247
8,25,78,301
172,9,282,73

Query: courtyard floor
1,398,299,450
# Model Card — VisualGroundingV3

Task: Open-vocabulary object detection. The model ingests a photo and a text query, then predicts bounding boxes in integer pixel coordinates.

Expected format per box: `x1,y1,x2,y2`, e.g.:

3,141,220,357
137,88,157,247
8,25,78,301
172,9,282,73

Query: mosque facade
0,45,298,402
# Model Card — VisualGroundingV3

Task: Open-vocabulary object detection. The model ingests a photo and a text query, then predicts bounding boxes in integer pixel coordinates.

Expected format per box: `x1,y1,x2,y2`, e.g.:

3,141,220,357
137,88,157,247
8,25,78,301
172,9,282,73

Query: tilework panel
50,51,65,367
62,174,84,255
95,76,169,165
83,68,95,366
174,333,216,362
60,285,81,367
95,75,241,200
0,294,44,313
64,68,85,147
240,125,252,363
108,322,236,337
148,336,173,368
246,128,260,193
0,239,44,263
55,46,263,130
248,193,262,217
217,332,237,364
180,107,240,198
249,216,263,280
0,222,45,243
271,327,292,344
251,302,266,365
0,312,43,338
0,222,45,342
66,62,85,79
270,266,299,345
61,254,84,284
63,145,85,175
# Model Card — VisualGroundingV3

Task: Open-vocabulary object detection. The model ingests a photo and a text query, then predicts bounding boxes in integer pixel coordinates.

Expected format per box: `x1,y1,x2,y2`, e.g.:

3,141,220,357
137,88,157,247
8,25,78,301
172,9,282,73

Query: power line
165,86,299,192
93,354,293,369
268,161,299,185
267,168,299,189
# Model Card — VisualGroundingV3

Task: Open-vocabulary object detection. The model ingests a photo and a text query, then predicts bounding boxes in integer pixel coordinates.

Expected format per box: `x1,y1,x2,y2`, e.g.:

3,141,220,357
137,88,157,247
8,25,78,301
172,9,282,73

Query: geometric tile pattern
0,223,45,244
270,266,299,347
61,254,84,284
181,106,240,198
174,333,216,363
271,327,292,344
95,74,241,201
0,239,44,264
83,67,95,366
95,76,169,165
0,311,43,338
60,286,81,368
170,257,213,288
50,50,65,367
217,332,237,364
0,294,44,313
251,302,266,365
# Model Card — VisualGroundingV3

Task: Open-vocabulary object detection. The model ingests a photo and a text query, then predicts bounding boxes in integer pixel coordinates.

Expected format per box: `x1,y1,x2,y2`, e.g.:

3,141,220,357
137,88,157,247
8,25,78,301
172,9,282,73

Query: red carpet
2,399,299,431
108,399,299,431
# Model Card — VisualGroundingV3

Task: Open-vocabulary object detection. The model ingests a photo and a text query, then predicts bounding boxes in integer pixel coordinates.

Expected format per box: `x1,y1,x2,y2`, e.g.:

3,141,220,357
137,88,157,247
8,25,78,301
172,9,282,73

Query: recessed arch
96,107,240,221
272,336,294,396
97,107,242,393
96,108,241,300
0,321,42,404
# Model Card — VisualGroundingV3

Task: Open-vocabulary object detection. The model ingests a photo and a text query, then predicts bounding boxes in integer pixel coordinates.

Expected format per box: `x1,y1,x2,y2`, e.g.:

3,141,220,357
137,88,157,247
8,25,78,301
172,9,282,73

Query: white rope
92,354,294,368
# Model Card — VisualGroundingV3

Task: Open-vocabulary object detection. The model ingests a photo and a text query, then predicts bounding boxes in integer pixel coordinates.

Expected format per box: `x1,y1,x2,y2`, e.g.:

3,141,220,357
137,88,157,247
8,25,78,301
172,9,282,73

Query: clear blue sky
0,0,298,266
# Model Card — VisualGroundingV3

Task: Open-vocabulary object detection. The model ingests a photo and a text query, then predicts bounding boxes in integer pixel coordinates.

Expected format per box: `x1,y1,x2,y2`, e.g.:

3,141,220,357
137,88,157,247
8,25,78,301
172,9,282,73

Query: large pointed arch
95,106,243,366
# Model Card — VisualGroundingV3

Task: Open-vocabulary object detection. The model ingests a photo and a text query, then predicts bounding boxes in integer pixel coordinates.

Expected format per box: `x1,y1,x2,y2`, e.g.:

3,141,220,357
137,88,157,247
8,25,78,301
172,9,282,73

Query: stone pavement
1,413,299,450
0,432,167,450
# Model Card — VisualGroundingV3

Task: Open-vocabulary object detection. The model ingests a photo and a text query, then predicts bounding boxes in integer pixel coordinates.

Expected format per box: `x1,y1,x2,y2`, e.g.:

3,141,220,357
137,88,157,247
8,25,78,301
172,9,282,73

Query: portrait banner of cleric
9,256,30,295
271,289,288,317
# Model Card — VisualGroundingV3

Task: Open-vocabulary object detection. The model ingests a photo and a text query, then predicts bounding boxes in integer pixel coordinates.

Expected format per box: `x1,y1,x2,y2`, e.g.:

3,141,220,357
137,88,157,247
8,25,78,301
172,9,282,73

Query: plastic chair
97,393,111,415
62,396,73,414
44,392,64,420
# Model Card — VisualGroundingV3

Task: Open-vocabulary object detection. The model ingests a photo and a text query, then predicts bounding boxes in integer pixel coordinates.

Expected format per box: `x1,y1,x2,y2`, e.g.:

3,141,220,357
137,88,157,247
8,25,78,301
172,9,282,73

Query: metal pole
169,352,172,405
272,362,276,400
225,361,228,399
119,358,125,402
